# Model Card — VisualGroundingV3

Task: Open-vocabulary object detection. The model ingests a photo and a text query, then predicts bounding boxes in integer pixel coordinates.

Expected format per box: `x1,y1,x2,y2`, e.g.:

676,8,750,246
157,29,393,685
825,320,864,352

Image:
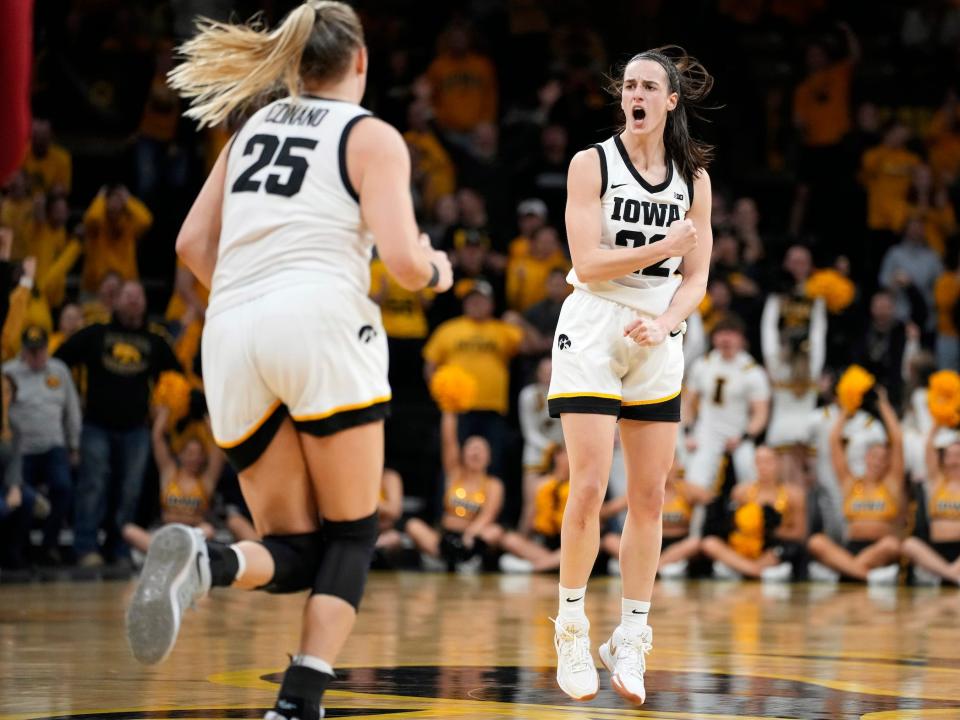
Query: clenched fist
665,219,697,256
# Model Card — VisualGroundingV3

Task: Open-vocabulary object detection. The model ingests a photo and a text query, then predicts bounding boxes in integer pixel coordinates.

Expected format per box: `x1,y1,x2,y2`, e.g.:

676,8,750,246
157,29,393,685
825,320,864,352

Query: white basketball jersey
688,350,771,440
209,95,372,317
567,135,693,316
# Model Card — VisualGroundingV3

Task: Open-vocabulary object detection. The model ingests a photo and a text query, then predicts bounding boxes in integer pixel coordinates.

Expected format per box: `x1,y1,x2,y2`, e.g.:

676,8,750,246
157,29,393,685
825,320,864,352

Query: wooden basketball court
1,572,959,719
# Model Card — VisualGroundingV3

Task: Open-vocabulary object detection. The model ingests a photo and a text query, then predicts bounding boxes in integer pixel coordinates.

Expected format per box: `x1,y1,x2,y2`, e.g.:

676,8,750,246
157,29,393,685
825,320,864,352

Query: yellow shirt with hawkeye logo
369,258,434,339
423,317,522,415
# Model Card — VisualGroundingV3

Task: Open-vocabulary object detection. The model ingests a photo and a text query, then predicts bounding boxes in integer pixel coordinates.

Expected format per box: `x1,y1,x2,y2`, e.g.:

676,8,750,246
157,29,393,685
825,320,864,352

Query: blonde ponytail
169,1,363,129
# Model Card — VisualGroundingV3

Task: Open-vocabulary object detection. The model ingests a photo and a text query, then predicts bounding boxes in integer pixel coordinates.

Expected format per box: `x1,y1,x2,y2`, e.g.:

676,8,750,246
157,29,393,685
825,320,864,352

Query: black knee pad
312,512,378,610
258,531,324,594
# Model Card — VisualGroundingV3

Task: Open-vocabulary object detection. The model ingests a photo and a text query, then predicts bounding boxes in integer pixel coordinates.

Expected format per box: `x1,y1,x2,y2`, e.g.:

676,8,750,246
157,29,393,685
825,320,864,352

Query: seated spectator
658,462,712,578
497,446,623,573
807,387,903,584
122,405,224,553
21,119,72,197
901,423,960,585
80,185,153,294
505,225,570,312
404,410,504,571
518,357,564,531
702,445,807,581
4,325,81,565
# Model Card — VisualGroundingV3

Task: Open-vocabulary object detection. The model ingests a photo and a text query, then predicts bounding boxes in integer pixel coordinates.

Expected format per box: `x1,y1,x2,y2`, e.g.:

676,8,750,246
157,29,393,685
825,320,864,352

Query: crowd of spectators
2,0,960,587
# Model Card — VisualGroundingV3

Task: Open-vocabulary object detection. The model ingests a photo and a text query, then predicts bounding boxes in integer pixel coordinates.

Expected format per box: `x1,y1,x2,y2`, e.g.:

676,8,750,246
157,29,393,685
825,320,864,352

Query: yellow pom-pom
928,370,960,427
429,364,478,413
836,365,876,414
152,371,192,425
805,269,855,313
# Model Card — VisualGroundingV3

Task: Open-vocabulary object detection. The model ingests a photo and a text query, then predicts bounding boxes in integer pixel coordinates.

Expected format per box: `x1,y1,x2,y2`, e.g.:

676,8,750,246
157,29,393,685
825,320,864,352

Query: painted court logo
557,334,572,350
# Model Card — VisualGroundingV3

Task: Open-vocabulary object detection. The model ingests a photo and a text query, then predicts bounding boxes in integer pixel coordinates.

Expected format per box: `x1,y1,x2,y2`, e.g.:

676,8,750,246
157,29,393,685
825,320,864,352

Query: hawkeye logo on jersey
557,334,572,350
610,197,681,227
358,325,377,343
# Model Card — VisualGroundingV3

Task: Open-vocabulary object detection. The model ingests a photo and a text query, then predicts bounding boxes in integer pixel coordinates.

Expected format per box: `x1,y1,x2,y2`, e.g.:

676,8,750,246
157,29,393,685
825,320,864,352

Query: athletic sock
273,657,334,720
620,598,651,635
558,584,588,624
206,541,241,587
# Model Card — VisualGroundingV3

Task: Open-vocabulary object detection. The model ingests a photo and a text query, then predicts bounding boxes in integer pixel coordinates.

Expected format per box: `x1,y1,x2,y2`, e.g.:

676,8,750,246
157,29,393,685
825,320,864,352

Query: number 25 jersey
209,95,372,318
567,135,693,317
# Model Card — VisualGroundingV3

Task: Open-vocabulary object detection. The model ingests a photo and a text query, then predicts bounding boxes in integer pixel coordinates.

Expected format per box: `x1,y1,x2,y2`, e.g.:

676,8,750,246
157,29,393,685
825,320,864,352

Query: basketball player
124,4,452,720
547,47,714,704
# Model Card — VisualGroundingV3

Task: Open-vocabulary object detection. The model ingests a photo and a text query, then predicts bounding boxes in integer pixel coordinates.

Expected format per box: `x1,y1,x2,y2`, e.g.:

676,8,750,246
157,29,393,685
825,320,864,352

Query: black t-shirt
55,318,181,431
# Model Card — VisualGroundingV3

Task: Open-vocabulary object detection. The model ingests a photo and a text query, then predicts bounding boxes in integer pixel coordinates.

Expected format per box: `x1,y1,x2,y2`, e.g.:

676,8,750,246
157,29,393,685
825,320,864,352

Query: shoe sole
555,650,598,701
126,525,198,665
599,641,645,706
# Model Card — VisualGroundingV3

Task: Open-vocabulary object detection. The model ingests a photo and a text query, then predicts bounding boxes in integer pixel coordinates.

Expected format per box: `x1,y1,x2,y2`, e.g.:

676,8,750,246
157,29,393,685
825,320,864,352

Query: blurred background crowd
2,0,960,587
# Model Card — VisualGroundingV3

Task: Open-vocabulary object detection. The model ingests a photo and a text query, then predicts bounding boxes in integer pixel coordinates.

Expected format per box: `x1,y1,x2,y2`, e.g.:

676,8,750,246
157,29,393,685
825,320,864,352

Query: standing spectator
21,119,72,197
934,238,960,370
4,325,81,564
55,281,181,566
0,170,34,260
521,124,570,226
29,194,82,310
790,23,860,235
80,185,153,294
907,164,957,257
878,215,943,334
82,271,123,325
506,225,570,312
404,100,456,216
860,121,923,239
370,254,434,402
853,291,918,410
48,303,83,354
423,281,526,475
928,89,960,183
426,23,498,139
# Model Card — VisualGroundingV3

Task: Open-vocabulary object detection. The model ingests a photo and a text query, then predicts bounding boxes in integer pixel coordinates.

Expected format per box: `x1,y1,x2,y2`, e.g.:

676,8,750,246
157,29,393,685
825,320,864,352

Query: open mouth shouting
631,106,646,127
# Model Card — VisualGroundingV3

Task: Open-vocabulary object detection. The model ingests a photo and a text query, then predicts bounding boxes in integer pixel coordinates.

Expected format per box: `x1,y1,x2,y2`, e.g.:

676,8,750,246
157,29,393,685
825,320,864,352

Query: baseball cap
464,279,495,300
22,325,48,351
517,198,548,219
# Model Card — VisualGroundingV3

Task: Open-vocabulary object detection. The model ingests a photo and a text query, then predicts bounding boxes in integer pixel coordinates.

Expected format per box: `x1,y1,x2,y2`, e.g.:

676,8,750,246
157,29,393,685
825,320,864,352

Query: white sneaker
761,562,792,583
912,566,942,587
807,561,840,584
658,560,687,579
599,625,652,705
867,563,900,586
553,617,598,701
499,553,534,574
264,709,324,720
126,524,211,665
712,560,742,581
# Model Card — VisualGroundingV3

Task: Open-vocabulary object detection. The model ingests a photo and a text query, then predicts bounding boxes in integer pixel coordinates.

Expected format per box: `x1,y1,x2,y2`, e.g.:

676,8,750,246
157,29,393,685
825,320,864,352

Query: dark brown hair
609,46,715,184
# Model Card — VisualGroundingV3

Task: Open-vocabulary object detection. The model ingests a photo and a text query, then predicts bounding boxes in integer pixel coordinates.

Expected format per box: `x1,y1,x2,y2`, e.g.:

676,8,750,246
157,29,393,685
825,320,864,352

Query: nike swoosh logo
566,596,583,603
611,183,628,189
669,329,682,337
631,609,648,614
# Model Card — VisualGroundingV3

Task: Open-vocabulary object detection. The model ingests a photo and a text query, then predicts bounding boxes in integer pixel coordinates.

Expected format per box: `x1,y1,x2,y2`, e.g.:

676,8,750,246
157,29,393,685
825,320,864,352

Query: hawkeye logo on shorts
358,325,377,343
557,334,572,350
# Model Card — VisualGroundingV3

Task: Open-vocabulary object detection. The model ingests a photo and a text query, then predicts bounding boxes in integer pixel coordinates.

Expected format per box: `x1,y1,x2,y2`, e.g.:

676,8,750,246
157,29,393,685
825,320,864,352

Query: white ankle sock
292,653,335,677
558,584,588,623
620,598,651,634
